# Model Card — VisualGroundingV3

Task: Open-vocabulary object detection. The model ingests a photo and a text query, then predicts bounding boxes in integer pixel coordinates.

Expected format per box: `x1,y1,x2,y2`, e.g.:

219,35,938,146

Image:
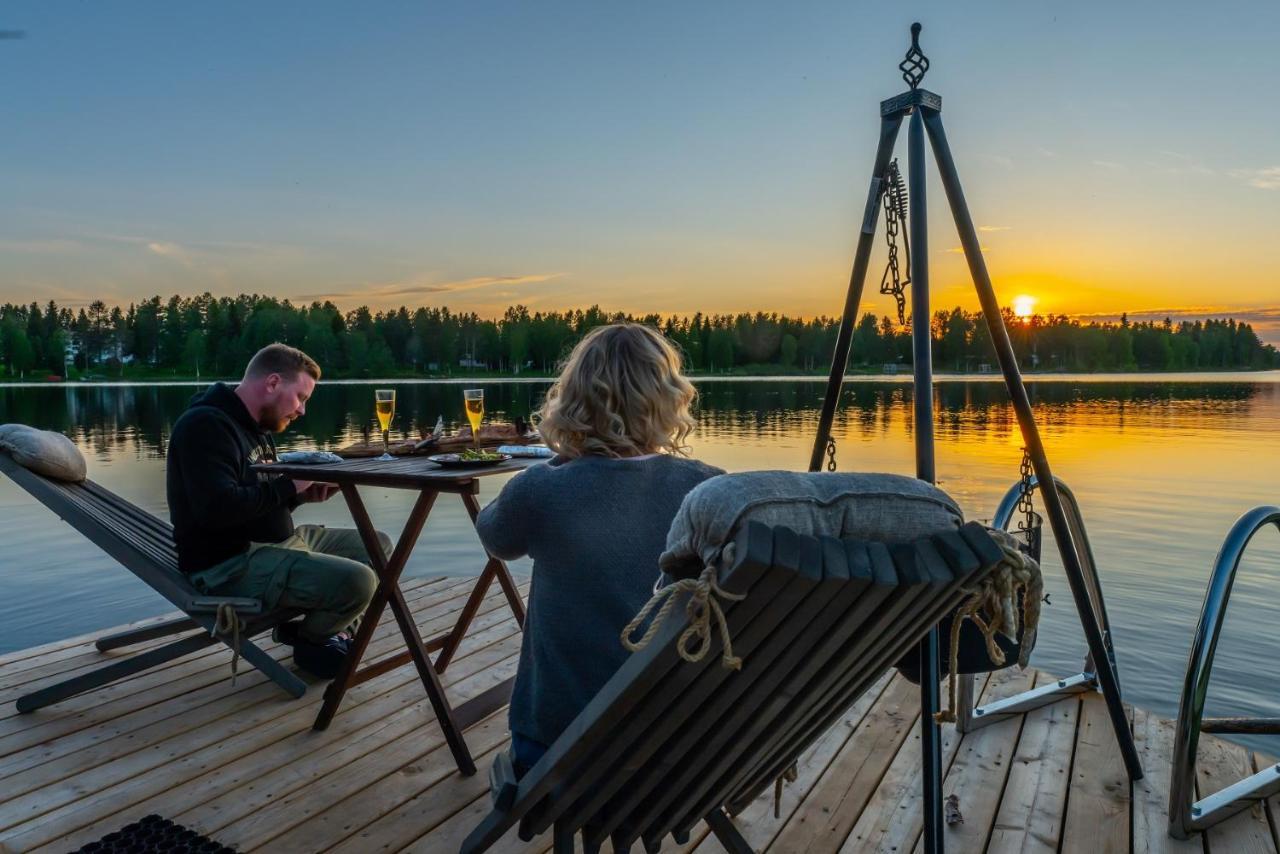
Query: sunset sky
2,2,1278,340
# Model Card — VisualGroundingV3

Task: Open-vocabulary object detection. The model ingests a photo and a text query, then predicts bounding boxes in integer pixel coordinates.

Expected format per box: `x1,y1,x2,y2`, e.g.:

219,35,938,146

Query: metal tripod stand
808,23,1143,853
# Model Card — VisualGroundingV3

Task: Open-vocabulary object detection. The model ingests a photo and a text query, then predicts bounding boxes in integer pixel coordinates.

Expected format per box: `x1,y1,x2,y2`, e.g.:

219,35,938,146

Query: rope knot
622,563,747,670
211,602,245,686
935,528,1044,723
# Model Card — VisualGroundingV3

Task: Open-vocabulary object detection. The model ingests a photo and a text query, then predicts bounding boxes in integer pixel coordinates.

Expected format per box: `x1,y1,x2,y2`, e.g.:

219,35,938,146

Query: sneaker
292,633,352,679
272,620,303,646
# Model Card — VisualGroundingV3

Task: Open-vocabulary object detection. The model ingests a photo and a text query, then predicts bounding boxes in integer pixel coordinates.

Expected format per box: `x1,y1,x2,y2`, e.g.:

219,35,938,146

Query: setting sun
1012,294,1037,319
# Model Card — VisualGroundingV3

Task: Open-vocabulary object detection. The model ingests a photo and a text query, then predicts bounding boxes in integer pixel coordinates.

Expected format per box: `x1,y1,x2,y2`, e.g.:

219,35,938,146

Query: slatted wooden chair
0,451,306,713
462,518,1004,854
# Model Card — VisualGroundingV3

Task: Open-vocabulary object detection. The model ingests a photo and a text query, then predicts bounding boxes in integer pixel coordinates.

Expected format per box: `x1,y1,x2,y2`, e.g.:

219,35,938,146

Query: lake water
2,375,1278,749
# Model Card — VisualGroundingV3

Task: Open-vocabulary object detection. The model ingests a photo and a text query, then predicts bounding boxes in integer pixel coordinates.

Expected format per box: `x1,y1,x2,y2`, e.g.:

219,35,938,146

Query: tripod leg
920,107,1143,782
906,106,945,854
808,112,906,472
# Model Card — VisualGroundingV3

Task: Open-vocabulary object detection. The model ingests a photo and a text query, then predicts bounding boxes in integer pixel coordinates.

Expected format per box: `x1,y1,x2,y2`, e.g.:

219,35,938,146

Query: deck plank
0,579,517,794
0,576,471,740
1131,707,1204,854
4,588,1272,854
915,667,1040,854
8,602,523,841
1195,732,1276,853
0,575,450,701
687,670,898,854
975,670,1081,854
2,617,524,850
757,672,919,854
309,711,511,853
840,666,1034,853
1254,751,1280,853
1059,691,1131,854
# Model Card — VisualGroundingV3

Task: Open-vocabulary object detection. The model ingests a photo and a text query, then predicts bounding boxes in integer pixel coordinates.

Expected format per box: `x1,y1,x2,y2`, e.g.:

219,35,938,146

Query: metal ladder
1168,505,1280,839
954,475,1119,732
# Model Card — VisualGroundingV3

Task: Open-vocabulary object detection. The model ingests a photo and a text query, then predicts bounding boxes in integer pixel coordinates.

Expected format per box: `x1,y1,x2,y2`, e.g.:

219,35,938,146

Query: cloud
1230,166,1280,190
146,241,193,266
296,272,563,303
947,245,991,254
1091,160,1124,171
982,154,1014,169
977,225,1011,233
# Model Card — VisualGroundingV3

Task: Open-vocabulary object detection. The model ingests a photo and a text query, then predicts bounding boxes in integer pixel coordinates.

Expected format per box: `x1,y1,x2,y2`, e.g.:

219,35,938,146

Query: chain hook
879,159,911,326
1015,447,1036,544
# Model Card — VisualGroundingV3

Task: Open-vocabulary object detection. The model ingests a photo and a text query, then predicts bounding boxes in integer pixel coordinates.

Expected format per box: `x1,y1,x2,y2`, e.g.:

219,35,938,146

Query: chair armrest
186,596,265,615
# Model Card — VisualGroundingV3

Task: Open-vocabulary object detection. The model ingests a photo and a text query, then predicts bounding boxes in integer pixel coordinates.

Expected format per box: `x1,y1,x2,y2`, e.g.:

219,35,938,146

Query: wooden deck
1,573,1276,853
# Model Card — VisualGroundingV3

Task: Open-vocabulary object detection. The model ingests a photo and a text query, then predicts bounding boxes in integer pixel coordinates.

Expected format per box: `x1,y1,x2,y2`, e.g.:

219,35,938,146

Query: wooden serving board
337,425,539,458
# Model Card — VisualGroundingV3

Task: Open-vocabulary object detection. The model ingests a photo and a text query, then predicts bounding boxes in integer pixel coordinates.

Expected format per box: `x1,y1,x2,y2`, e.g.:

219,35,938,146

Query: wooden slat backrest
0,453,193,608
635,531,967,847
465,519,1001,854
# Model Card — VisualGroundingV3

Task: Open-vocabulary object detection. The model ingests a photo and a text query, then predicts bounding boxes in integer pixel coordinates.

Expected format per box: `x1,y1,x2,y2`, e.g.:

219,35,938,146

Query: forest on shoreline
1,293,1276,381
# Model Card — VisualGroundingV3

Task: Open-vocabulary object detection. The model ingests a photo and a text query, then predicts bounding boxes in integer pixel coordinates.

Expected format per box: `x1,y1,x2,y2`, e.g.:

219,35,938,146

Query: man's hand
296,482,340,503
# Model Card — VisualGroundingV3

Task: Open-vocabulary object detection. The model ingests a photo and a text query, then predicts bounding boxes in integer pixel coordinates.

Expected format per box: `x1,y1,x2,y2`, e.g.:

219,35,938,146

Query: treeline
0,293,1276,379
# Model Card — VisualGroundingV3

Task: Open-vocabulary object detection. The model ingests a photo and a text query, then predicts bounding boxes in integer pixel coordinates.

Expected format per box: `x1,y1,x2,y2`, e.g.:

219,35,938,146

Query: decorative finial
899,22,929,90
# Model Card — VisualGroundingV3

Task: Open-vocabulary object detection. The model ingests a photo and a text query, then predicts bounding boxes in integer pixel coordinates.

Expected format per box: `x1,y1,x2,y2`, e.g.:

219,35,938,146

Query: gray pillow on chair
0,424,88,483
660,470,963,577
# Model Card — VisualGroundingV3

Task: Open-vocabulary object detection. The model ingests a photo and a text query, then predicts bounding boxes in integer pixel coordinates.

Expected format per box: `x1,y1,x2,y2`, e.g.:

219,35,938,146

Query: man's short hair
244,343,322,382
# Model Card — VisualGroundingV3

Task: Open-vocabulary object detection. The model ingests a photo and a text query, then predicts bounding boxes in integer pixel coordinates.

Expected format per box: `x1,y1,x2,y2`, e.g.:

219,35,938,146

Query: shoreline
1,369,1277,388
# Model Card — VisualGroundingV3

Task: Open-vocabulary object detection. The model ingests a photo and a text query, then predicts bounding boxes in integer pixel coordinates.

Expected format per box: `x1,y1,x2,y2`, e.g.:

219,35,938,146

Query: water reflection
0,379,1267,461
1,378,1278,754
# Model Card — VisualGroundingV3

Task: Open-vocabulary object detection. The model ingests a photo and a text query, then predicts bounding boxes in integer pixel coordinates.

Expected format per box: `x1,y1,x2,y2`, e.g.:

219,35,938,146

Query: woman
476,323,723,775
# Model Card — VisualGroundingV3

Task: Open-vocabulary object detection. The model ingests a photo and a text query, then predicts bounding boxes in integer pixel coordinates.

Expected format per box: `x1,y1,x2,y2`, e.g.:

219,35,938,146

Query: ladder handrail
1168,504,1280,839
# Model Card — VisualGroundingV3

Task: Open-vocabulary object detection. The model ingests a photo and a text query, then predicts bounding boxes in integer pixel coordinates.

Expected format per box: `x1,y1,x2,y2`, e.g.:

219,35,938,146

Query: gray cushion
0,424,87,483
660,470,963,576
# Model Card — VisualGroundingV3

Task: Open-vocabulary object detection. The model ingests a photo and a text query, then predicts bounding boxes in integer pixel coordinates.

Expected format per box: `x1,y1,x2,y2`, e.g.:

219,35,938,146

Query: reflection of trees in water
0,380,1268,457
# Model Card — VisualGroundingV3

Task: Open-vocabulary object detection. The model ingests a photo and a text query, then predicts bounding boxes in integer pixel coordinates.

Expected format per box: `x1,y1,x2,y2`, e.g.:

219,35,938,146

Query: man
166,342,388,678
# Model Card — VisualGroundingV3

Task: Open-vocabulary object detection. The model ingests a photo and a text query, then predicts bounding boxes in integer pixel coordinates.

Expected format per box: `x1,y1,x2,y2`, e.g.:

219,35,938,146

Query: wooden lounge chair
0,451,306,713
462,518,1004,853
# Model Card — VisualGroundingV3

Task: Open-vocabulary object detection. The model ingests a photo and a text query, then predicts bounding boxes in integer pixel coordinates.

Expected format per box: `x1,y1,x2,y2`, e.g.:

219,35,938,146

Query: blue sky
2,2,1278,339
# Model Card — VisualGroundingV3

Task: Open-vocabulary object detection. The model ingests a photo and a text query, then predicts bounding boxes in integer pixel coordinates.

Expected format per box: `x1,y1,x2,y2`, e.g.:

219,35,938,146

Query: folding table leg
318,484,479,772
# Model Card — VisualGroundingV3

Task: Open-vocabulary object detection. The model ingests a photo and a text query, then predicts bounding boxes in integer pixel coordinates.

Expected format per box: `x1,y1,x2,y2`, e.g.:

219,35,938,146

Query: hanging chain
1015,447,1036,542
879,159,912,326
825,436,838,472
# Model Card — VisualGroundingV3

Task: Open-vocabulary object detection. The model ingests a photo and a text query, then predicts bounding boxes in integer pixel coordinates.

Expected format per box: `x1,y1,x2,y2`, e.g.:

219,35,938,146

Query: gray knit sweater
475,453,724,748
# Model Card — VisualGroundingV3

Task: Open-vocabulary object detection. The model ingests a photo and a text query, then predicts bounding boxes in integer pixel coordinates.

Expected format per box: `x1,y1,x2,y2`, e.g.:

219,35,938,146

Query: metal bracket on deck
957,670,1096,732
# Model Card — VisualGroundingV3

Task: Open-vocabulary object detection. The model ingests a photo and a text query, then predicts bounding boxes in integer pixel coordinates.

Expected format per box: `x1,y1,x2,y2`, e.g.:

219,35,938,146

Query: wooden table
254,455,536,775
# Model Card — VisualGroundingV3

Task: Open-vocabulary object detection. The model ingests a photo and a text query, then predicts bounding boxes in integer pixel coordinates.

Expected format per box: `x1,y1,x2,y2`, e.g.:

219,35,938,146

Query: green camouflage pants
190,524,390,642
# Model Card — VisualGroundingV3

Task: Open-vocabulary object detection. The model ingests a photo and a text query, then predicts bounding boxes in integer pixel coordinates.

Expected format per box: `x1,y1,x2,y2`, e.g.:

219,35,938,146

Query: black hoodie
166,382,299,573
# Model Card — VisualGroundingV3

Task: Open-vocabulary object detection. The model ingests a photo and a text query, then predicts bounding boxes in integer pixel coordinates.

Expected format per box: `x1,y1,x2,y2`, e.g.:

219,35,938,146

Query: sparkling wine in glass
375,389,396,461
463,389,484,451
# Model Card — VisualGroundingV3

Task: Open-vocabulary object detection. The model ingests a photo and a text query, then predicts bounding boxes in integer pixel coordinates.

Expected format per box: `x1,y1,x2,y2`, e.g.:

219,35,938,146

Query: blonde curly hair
537,323,697,459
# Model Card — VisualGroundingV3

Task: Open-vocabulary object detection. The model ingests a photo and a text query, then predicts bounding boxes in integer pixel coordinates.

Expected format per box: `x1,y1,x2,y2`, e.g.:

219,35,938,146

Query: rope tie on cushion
211,602,245,686
622,562,747,671
935,528,1043,723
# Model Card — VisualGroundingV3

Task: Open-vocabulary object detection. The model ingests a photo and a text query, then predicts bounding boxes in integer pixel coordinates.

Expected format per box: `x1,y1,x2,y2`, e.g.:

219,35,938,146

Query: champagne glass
463,388,484,451
375,389,396,461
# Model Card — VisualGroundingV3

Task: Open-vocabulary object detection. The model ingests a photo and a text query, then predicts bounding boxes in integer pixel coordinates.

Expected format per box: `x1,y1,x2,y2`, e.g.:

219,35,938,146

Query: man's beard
258,406,293,433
